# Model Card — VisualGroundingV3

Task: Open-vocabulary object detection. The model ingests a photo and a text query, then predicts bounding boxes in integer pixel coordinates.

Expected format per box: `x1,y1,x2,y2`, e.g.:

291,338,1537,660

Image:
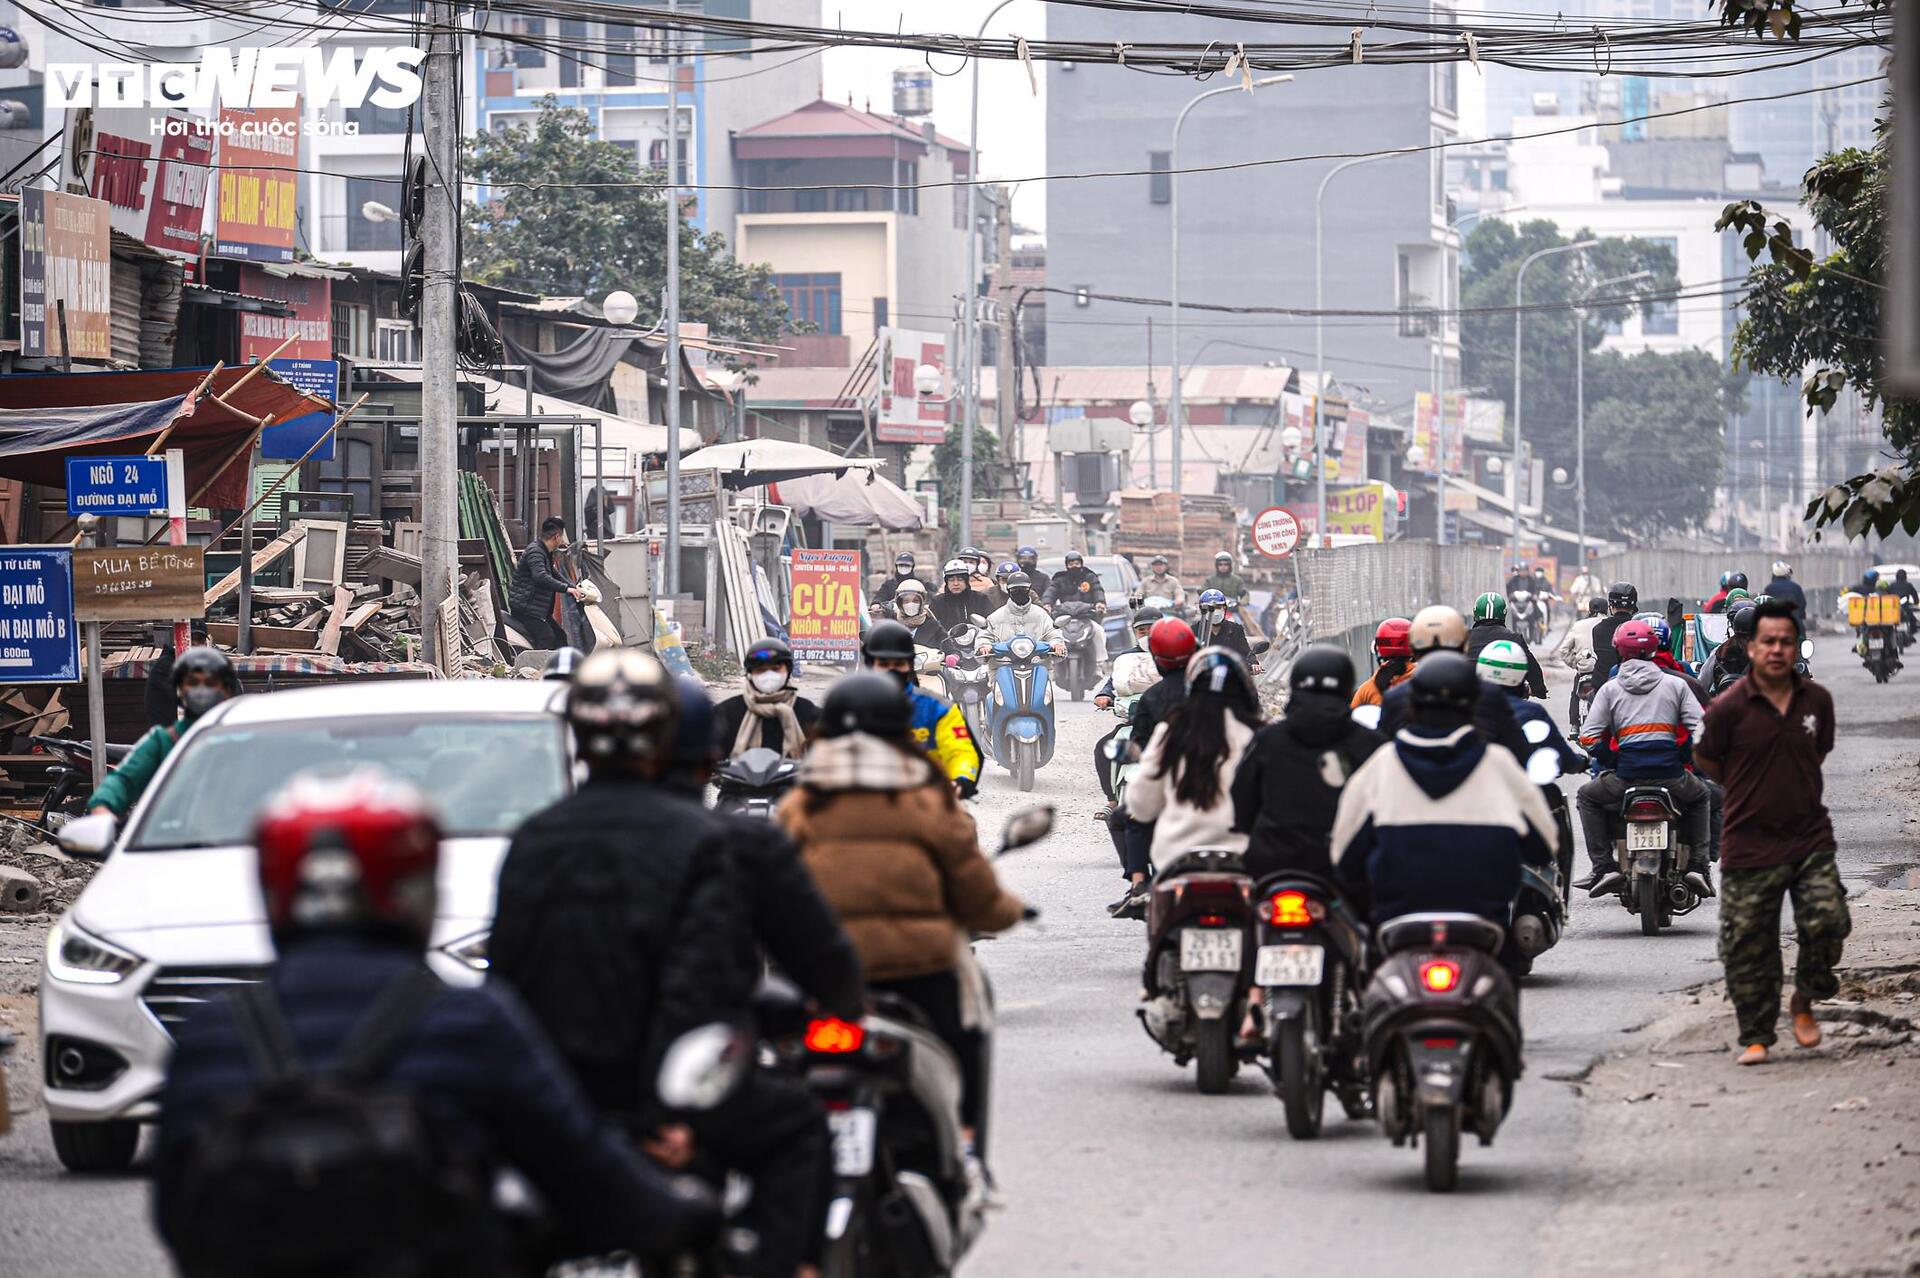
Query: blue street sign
66,455,169,518
0,548,79,683
261,358,339,462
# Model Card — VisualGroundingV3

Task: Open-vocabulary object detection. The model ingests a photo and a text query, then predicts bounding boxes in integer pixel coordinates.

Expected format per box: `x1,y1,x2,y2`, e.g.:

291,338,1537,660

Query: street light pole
664,0,685,592
959,0,1017,549
1511,238,1597,566
1170,75,1289,496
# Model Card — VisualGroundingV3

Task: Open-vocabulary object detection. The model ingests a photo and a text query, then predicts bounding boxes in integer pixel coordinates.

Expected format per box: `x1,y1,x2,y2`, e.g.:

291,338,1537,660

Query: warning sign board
1252,506,1301,559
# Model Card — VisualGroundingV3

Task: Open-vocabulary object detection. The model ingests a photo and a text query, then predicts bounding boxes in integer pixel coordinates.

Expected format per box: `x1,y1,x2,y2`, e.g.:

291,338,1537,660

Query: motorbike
1607,781,1701,936
1569,669,1598,733
984,637,1056,793
1052,602,1104,701
1860,623,1902,683
711,746,799,820
1139,848,1257,1094
912,643,949,695
1363,913,1522,1193
31,735,132,825
1510,718,1573,975
1507,590,1544,646
1252,872,1372,1137
940,620,993,744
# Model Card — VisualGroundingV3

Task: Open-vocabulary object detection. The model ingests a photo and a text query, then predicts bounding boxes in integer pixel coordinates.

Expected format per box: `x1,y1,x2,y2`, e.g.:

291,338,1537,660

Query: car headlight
45,920,142,985
1010,636,1036,660
440,929,490,972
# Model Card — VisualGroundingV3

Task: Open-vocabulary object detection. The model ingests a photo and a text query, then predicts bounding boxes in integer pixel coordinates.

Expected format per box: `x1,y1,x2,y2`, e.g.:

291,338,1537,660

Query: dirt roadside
1543,886,1920,1277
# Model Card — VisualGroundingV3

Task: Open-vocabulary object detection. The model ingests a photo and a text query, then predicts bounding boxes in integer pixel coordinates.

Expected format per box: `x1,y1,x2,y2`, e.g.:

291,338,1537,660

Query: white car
40,679,571,1172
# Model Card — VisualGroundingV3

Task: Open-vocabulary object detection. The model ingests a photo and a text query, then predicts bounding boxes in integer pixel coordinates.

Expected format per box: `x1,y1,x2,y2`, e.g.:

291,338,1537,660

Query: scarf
800,732,939,792
735,684,808,760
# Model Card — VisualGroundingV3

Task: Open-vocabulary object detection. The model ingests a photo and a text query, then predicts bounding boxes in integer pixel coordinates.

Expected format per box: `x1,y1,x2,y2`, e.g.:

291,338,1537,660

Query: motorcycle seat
1157,847,1248,881
1376,912,1506,957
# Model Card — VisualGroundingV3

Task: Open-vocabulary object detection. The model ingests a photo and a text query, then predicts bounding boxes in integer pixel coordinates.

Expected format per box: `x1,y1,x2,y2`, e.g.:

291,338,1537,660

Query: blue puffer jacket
154,933,709,1266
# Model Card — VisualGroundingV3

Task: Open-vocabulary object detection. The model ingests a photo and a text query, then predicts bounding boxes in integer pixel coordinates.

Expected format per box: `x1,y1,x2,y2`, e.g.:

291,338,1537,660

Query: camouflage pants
1717,849,1851,1047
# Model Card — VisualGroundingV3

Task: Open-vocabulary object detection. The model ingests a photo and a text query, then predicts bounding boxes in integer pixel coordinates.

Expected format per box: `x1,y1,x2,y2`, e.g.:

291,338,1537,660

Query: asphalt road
0,642,1911,1277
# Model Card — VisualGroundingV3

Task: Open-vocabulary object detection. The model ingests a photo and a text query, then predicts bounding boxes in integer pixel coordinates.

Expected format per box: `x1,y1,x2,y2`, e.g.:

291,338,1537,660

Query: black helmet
819,672,913,741
744,636,793,669
894,551,916,569
1005,572,1035,600
173,645,240,695
1728,602,1759,639
543,647,585,680
1129,605,1164,630
958,545,984,564
1606,581,1639,611
1409,650,1479,713
1288,644,1355,699
1586,595,1607,618
861,620,917,664
566,649,679,763
1727,571,1749,591
668,674,718,770
1065,549,1084,565
1016,544,1038,558
1185,646,1257,707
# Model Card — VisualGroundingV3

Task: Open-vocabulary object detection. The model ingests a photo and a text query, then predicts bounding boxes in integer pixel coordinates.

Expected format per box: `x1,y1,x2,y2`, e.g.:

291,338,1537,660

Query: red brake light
1420,960,1461,993
1421,1037,1460,1050
804,1018,865,1054
1626,799,1668,820
1196,913,1229,926
1269,890,1319,927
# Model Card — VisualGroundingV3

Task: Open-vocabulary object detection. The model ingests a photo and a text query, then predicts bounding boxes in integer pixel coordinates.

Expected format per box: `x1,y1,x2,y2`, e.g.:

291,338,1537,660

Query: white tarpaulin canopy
682,438,882,488
761,468,925,530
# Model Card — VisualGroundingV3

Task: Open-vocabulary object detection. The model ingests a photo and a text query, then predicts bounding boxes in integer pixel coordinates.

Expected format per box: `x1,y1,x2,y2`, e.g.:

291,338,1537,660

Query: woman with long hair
1127,647,1263,865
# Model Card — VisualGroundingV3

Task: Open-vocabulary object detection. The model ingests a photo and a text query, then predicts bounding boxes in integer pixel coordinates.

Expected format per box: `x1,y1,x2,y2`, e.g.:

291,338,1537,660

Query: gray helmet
566,649,679,763
542,647,585,680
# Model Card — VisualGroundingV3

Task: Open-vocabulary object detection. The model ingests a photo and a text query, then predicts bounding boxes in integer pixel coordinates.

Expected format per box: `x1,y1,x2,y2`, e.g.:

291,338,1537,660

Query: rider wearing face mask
713,637,819,761
1195,588,1254,666
931,558,994,633
863,621,983,798
873,550,919,605
891,578,950,651
981,572,1065,652
88,646,241,819
1014,544,1041,579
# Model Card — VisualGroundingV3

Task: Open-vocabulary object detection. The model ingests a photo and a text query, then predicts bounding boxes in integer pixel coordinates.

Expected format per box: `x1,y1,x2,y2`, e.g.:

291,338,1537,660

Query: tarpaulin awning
762,469,925,530
0,365,333,510
682,438,881,488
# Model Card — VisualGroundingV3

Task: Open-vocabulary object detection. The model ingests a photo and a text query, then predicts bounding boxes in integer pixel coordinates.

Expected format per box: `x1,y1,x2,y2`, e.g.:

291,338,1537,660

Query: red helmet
1147,616,1199,672
1373,617,1412,659
1613,619,1659,660
255,769,441,940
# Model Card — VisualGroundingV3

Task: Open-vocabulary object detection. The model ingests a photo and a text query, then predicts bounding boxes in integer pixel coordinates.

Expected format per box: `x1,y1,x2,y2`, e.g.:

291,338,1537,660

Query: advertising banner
1325,482,1390,541
1412,392,1476,476
1337,405,1369,482
21,188,112,360
238,264,331,360
215,102,298,262
62,106,213,258
875,327,949,446
788,548,863,663
0,547,78,683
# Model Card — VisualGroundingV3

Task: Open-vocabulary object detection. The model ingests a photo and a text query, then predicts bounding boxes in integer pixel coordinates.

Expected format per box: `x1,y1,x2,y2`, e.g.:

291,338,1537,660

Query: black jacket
509,541,570,619
1129,668,1189,756
873,570,916,604
931,588,995,633
1763,577,1808,614
1201,617,1252,662
713,694,820,757
489,777,750,1119
1378,672,1530,762
1590,612,1633,679
1042,567,1106,608
1464,620,1547,698
1231,693,1385,880
145,647,176,728
155,934,708,1266
901,612,953,652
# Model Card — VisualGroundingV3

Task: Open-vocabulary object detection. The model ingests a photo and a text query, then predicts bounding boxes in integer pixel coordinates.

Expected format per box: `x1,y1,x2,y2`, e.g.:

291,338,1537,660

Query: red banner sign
215,103,298,262
238,264,331,361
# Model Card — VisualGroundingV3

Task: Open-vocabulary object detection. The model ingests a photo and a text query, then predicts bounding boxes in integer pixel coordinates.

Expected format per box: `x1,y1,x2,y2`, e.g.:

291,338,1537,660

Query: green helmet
1725,587,1751,603
1475,639,1530,688
1472,592,1507,623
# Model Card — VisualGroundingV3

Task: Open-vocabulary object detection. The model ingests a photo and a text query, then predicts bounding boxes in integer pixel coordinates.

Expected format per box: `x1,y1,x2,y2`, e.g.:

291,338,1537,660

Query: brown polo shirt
1696,670,1835,870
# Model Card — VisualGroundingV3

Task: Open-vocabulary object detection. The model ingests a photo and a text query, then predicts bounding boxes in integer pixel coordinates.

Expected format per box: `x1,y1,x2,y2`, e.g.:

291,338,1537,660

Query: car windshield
127,715,568,850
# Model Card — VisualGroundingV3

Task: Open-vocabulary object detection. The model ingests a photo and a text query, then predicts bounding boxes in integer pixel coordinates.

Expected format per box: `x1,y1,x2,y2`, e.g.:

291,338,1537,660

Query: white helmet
1408,604,1469,655
941,558,971,580
1475,639,1530,688
894,577,927,598
1772,560,1792,577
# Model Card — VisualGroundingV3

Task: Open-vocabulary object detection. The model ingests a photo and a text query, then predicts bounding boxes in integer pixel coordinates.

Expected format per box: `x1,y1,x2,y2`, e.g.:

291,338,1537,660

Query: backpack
169,970,495,1278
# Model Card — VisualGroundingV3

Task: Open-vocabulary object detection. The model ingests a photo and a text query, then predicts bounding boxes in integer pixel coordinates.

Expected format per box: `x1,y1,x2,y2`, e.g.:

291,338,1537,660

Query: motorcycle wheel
1277,1009,1326,1139
819,1184,873,1278
39,774,79,827
1423,1107,1461,1194
1014,740,1036,793
1638,874,1661,936
1195,1018,1235,1095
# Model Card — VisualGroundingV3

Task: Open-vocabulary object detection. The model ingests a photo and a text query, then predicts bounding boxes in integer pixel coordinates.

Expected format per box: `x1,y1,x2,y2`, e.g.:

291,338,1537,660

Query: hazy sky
818,1,1050,232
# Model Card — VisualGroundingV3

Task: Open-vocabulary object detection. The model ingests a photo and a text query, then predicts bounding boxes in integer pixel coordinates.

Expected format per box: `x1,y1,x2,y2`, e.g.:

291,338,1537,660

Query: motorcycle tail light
1421,1037,1460,1050
1268,890,1323,927
804,1018,866,1054
1419,960,1461,993
1196,913,1229,926
1625,799,1669,820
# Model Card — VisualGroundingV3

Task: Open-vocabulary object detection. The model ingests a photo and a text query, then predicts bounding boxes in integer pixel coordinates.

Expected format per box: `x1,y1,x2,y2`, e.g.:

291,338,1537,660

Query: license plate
1255,943,1325,987
1867,635,1884,649
1180,927,1243,972
827,1108,877,1177
1627,822,1669,852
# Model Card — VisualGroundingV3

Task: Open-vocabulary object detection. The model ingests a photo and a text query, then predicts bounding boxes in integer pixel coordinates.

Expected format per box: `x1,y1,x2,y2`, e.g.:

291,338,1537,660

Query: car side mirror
1000,806,1054,854
656,1023,754,1112
1351,704,1382,730
58,812,117,860
1250,640,1272,656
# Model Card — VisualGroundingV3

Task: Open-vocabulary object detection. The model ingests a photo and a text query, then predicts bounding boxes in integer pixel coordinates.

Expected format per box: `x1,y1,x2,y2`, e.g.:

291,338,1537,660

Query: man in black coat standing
508,516,583,649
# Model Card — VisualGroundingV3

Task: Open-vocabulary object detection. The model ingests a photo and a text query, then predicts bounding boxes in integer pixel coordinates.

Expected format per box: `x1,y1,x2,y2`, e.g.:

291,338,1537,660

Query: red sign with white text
238,265,332,361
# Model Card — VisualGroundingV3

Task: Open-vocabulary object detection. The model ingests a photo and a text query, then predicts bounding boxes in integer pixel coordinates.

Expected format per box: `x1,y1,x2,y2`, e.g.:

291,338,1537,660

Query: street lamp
1571,269,1652,562
1170,74,1292,497
1511,238,1598,564
915,363,948,399
602,290,640,327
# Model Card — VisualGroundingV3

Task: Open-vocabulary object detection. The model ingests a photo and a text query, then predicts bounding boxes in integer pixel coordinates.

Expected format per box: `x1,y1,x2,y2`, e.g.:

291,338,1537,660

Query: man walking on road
1695,599,1849,1066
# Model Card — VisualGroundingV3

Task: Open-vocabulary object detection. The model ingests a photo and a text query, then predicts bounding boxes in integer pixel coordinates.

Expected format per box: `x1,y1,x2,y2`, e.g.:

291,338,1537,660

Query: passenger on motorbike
1352,618,1414,708
1196,587,1257,668
1377,606,1532,762
1014,543,1041,579
1572,620,1713,898
777,674,1025,1173
959,545,1002,608
1705,570,1748,615
1477,641,1587,773
932,557,996,633
891,578,951,652
982,572,1066,652
873,550,919,605
1092,607,1164,809
1128,647,1260,868
1464,592,1547,698
1333,652,1558,944
1699,602,1757,698
1199,551,1249,605
1139,554,1185,607
992,560,1019,601
1042,549,1108,611
864,620,983,798
1590,581,1640,680
88,646,240,819
1107,617,1200,918
1232,645,1385,881
714,636,819,762
154,771,717,1278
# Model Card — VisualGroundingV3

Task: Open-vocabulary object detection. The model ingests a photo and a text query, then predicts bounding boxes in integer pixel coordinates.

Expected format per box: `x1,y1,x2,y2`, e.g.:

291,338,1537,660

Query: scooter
984,637,1056,793
1508,590,1544,645
1252,872,1372,1137
1139,848,1257,1095
711,746,799,820
31,736,133,825
1053,602,1104,701
1860,622,1902,683
1609,782,1701,936
1363,913,1522,1194
1569,669,1598,733
940,621,993,744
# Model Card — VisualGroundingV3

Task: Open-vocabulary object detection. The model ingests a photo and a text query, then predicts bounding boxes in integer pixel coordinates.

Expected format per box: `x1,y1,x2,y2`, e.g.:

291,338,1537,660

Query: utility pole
994,186,1016,486
664,0,685,593
420,0,461,665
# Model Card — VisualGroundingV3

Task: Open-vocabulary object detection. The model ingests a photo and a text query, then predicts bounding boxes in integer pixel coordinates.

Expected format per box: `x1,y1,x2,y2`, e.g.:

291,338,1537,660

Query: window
773,273,842,335
873,298,888,329
646,137,689,177
832,187,870,212
558,20,588,87
517,17,547,68
376,319,419,363
331,302,369,358
1433,7,1457,114
898,162,918,215
606,23,636,86
345,176,401,250
1148,151,1171,205
343,99,411,134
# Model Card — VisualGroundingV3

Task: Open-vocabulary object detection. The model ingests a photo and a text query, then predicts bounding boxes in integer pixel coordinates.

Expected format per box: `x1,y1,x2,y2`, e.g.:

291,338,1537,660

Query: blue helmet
1648,618,1672,649
1198,588,1228,609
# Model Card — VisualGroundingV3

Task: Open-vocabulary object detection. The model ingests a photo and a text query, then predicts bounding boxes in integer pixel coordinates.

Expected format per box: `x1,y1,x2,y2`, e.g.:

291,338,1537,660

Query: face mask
1136,632,1154,651
886,669,915,695
898,598,923,618
1206,608,1226,624
180,684,225,719
749,670,788,695
1008,588,1033,606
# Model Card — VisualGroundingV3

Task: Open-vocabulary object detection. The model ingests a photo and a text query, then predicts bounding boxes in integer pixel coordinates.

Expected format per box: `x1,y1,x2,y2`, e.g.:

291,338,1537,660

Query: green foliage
931,421,1002,532
462,97,793,357
1460,220,1733,539
1712,0,1888,40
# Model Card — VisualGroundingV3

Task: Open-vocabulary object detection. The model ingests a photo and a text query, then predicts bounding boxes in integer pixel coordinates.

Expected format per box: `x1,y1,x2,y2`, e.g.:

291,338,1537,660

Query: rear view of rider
1553,597,1607,675
1573,620,1713,898
1092,606,1164,812
932,557,994,633
1477,641,1587,774
1107,616,1199,917
1377,605,1531,762
714,636,818,761
863,620,983,798
1762,560,1807,617
1352,618,1413,708
1233,645,1385,881
1590,581,1640,679
1699,603,1758,698
155,771,715,1278
1464,592,1547,698
1128,647,1261,871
